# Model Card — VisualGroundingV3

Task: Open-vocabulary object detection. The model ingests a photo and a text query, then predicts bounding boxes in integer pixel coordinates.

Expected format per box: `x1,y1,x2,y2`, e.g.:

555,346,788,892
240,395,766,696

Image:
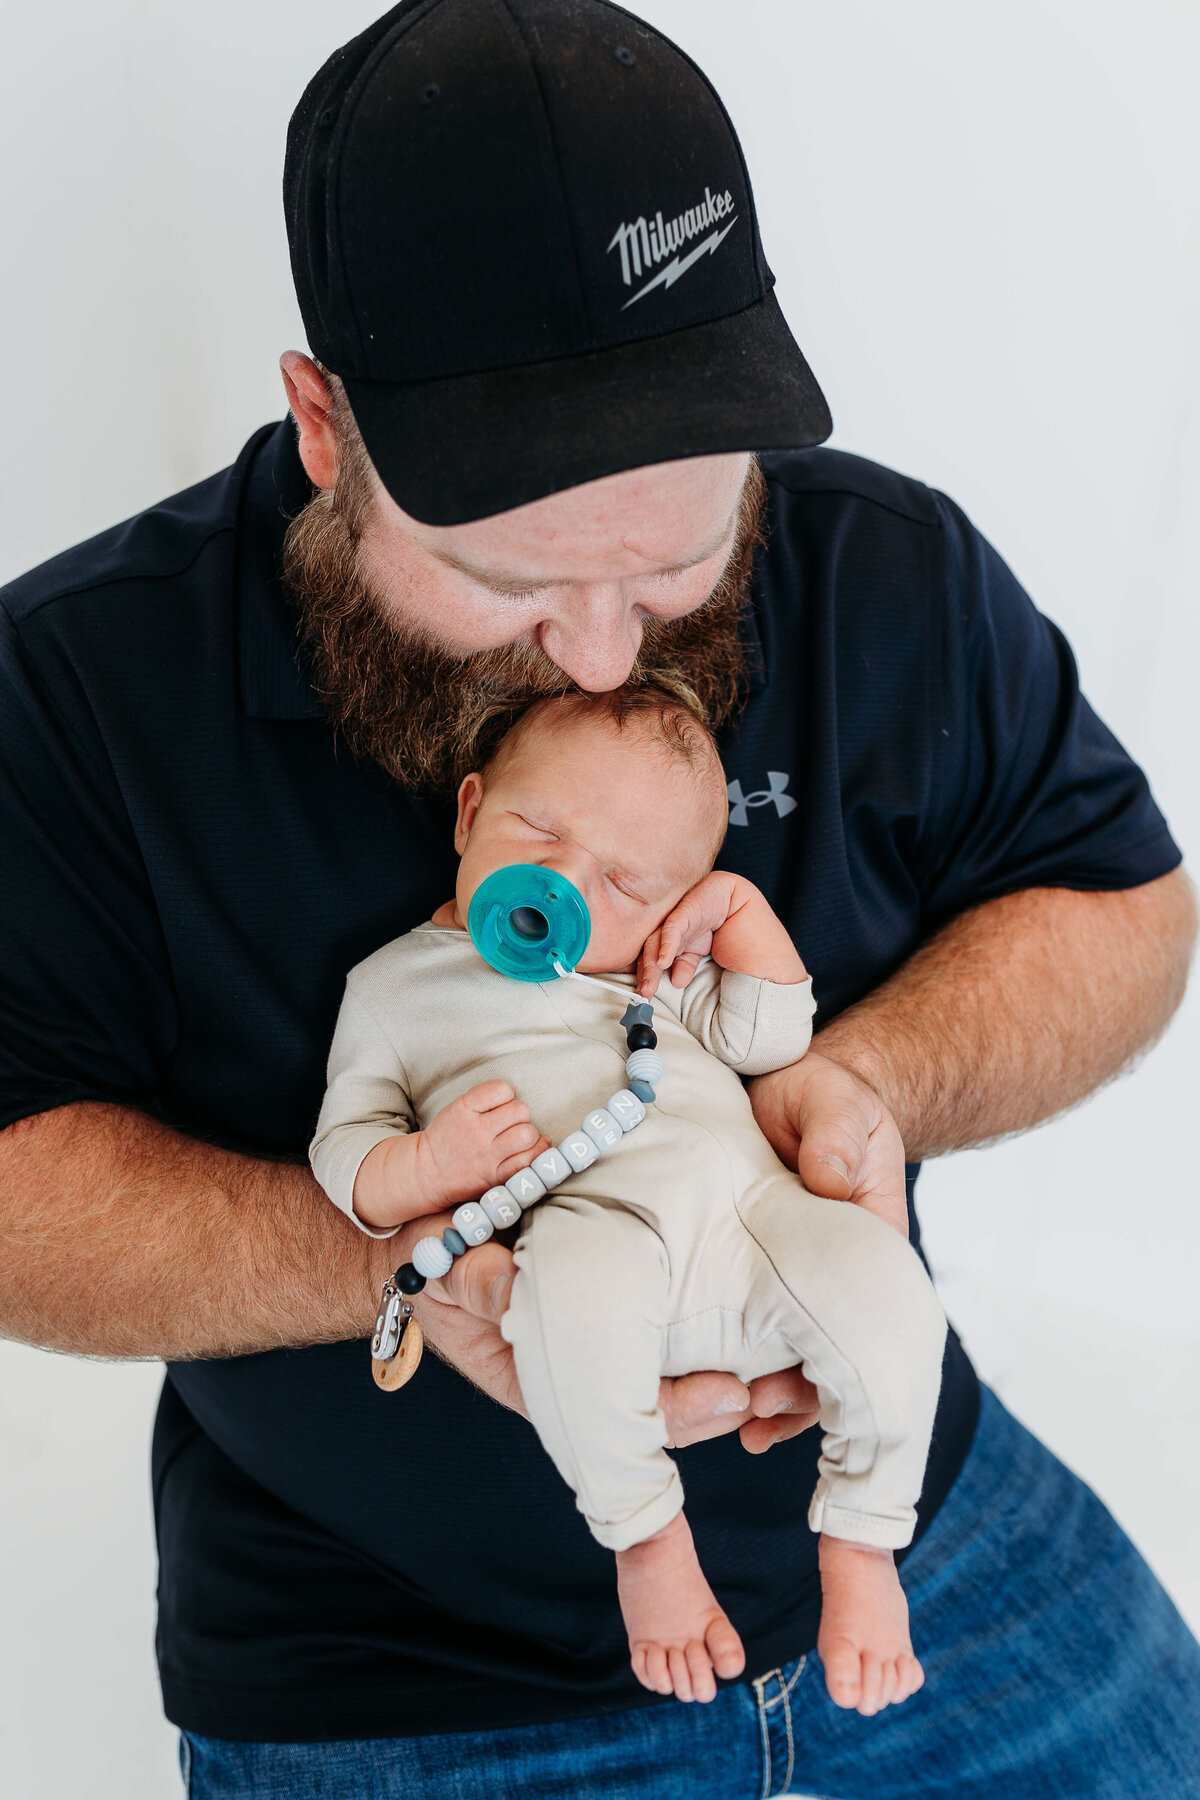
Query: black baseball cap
285,0,832,526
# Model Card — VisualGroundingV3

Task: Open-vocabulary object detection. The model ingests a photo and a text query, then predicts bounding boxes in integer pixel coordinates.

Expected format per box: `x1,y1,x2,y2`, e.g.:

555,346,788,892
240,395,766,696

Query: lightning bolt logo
621,220,737,310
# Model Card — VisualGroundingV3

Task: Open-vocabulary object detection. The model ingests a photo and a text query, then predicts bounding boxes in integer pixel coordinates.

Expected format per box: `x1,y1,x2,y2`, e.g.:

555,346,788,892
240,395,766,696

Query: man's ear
279,351,338,491
454,773,485,853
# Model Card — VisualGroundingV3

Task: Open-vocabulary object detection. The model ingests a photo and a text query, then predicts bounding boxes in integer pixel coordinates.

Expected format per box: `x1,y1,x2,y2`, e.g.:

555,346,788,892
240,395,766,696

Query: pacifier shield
467,864,591,982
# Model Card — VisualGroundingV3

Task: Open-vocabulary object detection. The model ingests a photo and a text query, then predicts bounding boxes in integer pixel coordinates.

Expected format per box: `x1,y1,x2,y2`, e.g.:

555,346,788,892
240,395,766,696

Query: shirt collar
234,418,770,720
235,419,326,720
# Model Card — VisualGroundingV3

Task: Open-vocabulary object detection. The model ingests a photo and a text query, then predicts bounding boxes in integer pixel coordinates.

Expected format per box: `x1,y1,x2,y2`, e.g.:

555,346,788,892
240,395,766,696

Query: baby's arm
638,874,815,1077
638,872,807,993
310,981,549,1234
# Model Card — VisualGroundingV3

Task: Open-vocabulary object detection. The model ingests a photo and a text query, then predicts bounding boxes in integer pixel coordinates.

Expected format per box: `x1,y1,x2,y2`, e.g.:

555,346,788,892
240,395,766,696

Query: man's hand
409,1214,822,1454
748,1050,909,1239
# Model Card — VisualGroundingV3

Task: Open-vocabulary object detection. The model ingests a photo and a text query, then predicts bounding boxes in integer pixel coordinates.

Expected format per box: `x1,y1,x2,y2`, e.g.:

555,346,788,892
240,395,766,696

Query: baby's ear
454,772,485,852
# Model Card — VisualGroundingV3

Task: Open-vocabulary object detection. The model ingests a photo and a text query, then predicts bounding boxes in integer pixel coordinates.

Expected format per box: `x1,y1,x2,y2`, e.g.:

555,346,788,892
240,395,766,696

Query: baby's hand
638,872,743,993
416,1081,552,1210
638,872,808,995
353,1082,551,1231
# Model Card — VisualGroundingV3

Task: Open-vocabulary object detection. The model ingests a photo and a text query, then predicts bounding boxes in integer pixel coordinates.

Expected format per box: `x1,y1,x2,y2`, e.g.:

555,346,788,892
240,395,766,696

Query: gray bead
480,1186,523,1228
629,1079,656,1103
451,1201,495,1246
607,1089,647,1131
504,1166,547,1210
442,1227,467,1257
621,1000,654,1029
531,1146,572,1190
625,1047,665,1087
559,1131,599,1172
581,1107,622,1153
412,1235,453,1280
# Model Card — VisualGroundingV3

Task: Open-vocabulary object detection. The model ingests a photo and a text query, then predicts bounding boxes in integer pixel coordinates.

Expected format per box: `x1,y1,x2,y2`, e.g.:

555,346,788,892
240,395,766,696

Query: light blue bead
629,1079,656,1103
607,1089,646,1131
480,1186,523,1228
412,1235,453,1280
531,1146,572,1189
442,1227,467,1257
452,1201,494,1246
581,1108,622,1153
559,1131,599,1173
625,1047,665,1087
505,1166,547,1210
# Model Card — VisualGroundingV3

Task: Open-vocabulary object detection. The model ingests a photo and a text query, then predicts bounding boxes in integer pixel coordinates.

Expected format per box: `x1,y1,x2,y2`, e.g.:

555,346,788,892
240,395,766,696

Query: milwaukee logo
727,773,798,828
607,186,738,310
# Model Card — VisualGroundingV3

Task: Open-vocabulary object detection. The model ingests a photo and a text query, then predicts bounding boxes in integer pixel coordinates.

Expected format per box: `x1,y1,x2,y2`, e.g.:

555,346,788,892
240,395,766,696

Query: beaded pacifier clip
370,866,665,1391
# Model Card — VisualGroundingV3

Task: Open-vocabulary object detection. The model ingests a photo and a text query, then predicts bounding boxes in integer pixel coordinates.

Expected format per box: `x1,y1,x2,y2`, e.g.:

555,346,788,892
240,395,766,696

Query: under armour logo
726,772,798,828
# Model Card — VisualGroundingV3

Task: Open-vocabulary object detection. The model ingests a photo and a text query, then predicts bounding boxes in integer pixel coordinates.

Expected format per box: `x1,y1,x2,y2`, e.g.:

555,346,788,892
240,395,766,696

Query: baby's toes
686,1639,717,1705
640,1644,672,1697
820,1638,863,1710
706,1612,745,1680
897,1653,925,1703
668,1645,694,1703
857,1652,883,1717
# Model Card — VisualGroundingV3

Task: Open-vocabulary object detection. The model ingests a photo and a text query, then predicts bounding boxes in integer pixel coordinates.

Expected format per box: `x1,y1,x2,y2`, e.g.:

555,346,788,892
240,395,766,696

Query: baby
310,687,946,1712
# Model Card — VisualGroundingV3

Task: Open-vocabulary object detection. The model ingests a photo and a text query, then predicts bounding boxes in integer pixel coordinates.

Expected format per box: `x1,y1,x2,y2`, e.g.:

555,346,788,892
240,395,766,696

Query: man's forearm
0,1101,397,1359
812,869,1196,1163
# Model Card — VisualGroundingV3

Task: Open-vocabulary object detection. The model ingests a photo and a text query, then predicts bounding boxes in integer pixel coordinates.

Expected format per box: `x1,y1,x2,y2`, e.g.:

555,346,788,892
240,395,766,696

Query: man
1,2,1197,1795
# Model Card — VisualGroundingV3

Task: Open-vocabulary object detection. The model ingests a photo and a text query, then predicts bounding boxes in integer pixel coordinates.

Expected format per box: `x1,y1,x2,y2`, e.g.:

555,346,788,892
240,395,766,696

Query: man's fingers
791,1072,878,1199
427,1241,517,1321
660,1371,752,1447
738,1367,821,1453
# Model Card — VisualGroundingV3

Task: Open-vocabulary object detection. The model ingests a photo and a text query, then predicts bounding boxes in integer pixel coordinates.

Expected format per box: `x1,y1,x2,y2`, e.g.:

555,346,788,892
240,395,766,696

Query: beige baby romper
311,923,947,1553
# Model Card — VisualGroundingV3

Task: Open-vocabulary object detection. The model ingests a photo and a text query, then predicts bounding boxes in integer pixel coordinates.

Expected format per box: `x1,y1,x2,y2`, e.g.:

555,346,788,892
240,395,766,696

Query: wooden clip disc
372,1316,425,1391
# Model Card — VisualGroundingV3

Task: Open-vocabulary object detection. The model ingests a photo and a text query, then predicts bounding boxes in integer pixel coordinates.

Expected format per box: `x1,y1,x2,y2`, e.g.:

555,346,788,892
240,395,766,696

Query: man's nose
537,586,642,692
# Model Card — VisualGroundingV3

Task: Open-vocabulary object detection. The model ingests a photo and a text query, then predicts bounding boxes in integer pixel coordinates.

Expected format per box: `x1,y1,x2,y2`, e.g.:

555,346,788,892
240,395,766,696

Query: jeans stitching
178,1733,192,1799
780,1674,796,1797
752,1671,774,1800
782,1653,807,1699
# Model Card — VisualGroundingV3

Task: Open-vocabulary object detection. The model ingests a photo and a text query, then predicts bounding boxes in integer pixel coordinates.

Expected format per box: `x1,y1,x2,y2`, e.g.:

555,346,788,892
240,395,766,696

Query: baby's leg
740,1187,946,1714
502,1196,744,1702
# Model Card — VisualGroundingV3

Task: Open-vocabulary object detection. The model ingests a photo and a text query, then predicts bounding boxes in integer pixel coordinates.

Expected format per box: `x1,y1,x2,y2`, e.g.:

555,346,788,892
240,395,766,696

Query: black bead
396,1263,426,1295
626,1023,657,1051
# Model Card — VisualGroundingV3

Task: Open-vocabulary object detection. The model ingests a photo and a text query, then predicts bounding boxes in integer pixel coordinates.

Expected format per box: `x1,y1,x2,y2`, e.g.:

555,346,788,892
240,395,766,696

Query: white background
1,3,1198,1796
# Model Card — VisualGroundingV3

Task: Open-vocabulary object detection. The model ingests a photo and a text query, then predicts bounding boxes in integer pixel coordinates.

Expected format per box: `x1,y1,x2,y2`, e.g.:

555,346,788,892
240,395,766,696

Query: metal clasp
371,1280,414,1363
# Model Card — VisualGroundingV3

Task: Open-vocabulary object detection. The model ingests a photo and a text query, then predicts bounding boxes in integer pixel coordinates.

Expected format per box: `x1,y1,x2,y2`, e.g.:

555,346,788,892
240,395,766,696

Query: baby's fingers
480,1097,532,1137
497,1133,553,1181
461,1080,516,1113
493,1120,545,1166
668,950,706,988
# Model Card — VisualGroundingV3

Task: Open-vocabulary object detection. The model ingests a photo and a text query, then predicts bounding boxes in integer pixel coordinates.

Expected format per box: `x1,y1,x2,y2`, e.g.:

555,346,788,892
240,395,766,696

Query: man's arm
749,870,1196,1180
0,1101,402,1358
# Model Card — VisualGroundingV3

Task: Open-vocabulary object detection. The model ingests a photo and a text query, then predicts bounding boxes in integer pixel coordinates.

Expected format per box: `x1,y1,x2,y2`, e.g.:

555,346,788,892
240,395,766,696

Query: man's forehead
403,452,749,588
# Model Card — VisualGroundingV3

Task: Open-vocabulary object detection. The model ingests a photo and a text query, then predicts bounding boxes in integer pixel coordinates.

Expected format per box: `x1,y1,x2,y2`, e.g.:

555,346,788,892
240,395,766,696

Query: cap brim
340,289,831,526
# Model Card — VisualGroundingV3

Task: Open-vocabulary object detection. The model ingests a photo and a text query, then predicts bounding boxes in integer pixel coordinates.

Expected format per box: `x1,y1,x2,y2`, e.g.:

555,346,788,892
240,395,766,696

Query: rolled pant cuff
585,1472,685,1552
808,1495,915,1550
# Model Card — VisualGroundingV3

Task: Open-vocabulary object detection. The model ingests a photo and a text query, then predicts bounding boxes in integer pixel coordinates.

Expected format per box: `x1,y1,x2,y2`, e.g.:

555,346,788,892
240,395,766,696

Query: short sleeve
0,601,179,1131
918,496,1181,926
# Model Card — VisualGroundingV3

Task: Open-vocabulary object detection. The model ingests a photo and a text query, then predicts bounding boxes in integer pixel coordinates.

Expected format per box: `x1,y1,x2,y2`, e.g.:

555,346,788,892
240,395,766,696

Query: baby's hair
484,681,729,867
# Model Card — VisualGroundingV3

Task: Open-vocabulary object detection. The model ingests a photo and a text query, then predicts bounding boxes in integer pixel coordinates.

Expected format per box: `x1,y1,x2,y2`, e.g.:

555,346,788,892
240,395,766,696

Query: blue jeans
180,1386,1200,1799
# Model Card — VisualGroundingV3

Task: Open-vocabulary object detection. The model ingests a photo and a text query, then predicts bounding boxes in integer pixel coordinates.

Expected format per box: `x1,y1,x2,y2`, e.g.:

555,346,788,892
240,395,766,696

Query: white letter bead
480,1186,523,1228
607,1089,646,1131
581,1108,622,1152
559,1131,599,1173
412,1235,454,1280
451,1202,494,1245
504,1167,547,1209
531,1146,572,1189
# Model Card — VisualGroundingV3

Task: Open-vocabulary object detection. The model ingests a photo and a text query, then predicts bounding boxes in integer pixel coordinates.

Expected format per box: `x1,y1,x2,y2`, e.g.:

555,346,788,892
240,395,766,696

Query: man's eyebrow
424,506,739,593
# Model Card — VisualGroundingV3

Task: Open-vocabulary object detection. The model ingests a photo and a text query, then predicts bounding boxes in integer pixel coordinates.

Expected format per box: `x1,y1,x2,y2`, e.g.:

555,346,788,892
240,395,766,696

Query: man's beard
282,454,766,793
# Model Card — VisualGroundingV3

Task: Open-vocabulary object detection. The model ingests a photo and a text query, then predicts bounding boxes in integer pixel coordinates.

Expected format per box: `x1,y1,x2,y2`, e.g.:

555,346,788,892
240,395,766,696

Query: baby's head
453,687,728,975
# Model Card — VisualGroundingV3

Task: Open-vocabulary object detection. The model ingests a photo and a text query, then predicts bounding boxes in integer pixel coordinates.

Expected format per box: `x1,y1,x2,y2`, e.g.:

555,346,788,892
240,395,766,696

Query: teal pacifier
467,864,591,982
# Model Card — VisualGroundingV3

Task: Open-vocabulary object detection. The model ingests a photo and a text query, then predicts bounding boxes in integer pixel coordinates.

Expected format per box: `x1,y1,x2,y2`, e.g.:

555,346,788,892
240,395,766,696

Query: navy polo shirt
0,422,1180,1741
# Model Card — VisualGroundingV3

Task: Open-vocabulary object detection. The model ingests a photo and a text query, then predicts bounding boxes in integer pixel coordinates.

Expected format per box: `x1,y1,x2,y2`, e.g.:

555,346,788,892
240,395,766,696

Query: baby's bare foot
615,1510,745,1704
817,1534,925,1716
